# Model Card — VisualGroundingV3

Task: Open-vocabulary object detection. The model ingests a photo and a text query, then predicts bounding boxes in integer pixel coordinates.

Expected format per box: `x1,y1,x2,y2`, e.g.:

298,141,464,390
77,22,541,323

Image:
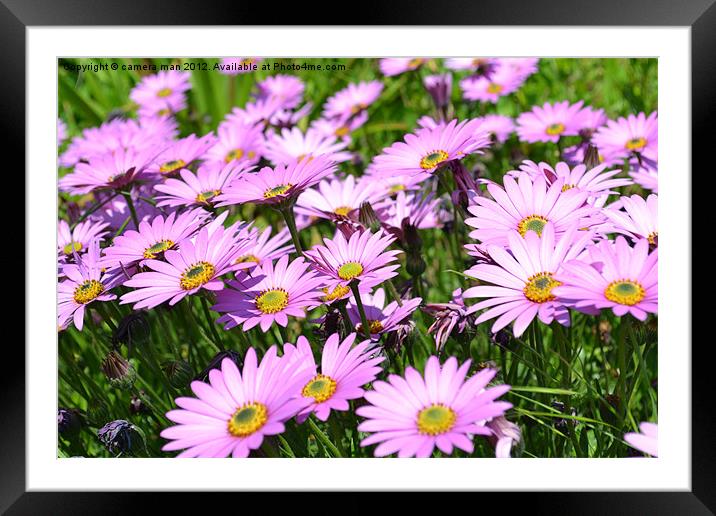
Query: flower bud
194,350,243,382
112,312,151,350
97,420,145,456
423,73,452,112
401,219,422,252
101,351,136,390
58,408,82,437
487,416,522,458
358,201,382,232
406,252,426,278
583,144,601,170
163,359,194,388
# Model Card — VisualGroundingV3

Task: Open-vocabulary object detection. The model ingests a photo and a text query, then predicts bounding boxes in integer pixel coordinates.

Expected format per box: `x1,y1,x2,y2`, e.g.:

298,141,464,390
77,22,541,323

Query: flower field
57,57,658,458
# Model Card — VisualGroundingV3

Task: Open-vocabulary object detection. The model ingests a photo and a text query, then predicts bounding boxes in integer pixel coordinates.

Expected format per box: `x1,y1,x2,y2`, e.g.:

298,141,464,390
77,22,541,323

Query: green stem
349,281,372,341
307,417,343,458
280,205,304,257
384,278,404,307
200,296,223,349
121,191,140,229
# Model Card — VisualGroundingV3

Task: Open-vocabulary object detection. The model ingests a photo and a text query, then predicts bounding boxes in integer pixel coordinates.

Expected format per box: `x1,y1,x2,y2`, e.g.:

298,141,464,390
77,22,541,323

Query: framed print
5,0,711,513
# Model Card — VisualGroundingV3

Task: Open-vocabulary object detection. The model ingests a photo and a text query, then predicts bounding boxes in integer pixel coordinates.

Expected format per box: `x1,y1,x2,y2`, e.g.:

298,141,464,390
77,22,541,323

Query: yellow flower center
240,59,255,66
350,103,369,115
517,215,549,237
647,232,658,246
356,319,384,334
523,272,561,303
562,184,575,192
417,404,457,436
419,150,449,170
263,183,293,199
334,206,353,217
195,189,221,205
604,280,646,306
335,125,350,138
389,184,406,193
227,402,268,437
180,261,215,290
73,279,104,304
157,87,172,98
408,58,425,68
546,123,565,136
225,148,255,162
487,83,503,94
301,374,338,403
235,254,261,265
157,108,171,116
337,262,363,281
255,289,289,314
143,239,174,259
321,284,351,302
625,137,647,151
63,241,83,255
159,159,186,174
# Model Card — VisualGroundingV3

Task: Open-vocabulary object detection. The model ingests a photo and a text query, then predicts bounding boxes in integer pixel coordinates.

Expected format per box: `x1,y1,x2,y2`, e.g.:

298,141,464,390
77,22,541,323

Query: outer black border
7,1,710,513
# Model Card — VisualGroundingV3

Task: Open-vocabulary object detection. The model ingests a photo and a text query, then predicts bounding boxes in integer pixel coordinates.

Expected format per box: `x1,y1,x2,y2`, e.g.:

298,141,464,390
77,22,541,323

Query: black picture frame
6,0,708,513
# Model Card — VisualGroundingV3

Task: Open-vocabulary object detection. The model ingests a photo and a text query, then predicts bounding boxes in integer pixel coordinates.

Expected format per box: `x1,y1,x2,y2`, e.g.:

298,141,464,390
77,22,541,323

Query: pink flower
346,288,422,337
379,58,426,76
357,356,512,457
593,112,658,162
160,347,314,457
130,70,191,118
154,162,250,208
322,80,383,120
516,101,584,143
553,236,657,320
263,127,351,165
212,255,324,332
295,175,385,222
286,333,385,422
624,422,658,457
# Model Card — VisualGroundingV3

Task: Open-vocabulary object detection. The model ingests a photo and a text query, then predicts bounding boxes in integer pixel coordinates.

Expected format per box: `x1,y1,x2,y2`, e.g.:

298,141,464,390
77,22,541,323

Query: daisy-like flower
474,115,515,143
553,236,657,320
130,70,191,118
120,223,252,310
58,118,67,146
370,119,491,177
601,193,658,246
516,100,584,143
460,63,528,103
232,226,294,268
205,122,264,166
465,174,599,247
154,162,250,209
285,333,384,422
322,81,383,121
212,255,324,332
357,356,512,457
215,156,337,207
630,163,658,193
59,147,157,195
255,74,304,109
444,57,498,73
507,160,631,207
295,175,385,222
160,347,314,458
375,191,446,234
310,113,368,142
304,229,402,290
624,422,658,457
593,111,658,162
218,57,263,75
263,127,351,165
500,58,539,78
146,133,217,177
463,223,593,337
346,288,422,337
103,209,208,268
60,117,177,167
57,219,109,260
58,239,120,331
379,58,427,76
574,106,608,136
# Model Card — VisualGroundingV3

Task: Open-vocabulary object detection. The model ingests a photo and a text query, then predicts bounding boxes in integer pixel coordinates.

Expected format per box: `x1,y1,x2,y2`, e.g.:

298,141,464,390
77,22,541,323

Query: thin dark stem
349,281,373,341
121,191,140,229
280,205,304,257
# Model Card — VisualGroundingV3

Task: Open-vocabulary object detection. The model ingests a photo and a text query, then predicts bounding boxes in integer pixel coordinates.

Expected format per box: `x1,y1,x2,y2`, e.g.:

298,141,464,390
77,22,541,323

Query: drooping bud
58,408,82,437
162,359,194,387
101,350,136,390
112,311,151,350
406,252,426,278
193,350,242,382
487,416,522,458
423,73,453,115
401,218,422,252
97,420,146,456
384,320,416,352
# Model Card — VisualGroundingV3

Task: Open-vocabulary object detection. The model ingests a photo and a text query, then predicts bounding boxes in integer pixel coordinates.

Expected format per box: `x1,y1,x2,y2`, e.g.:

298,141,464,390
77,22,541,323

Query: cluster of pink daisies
58,57,657,458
